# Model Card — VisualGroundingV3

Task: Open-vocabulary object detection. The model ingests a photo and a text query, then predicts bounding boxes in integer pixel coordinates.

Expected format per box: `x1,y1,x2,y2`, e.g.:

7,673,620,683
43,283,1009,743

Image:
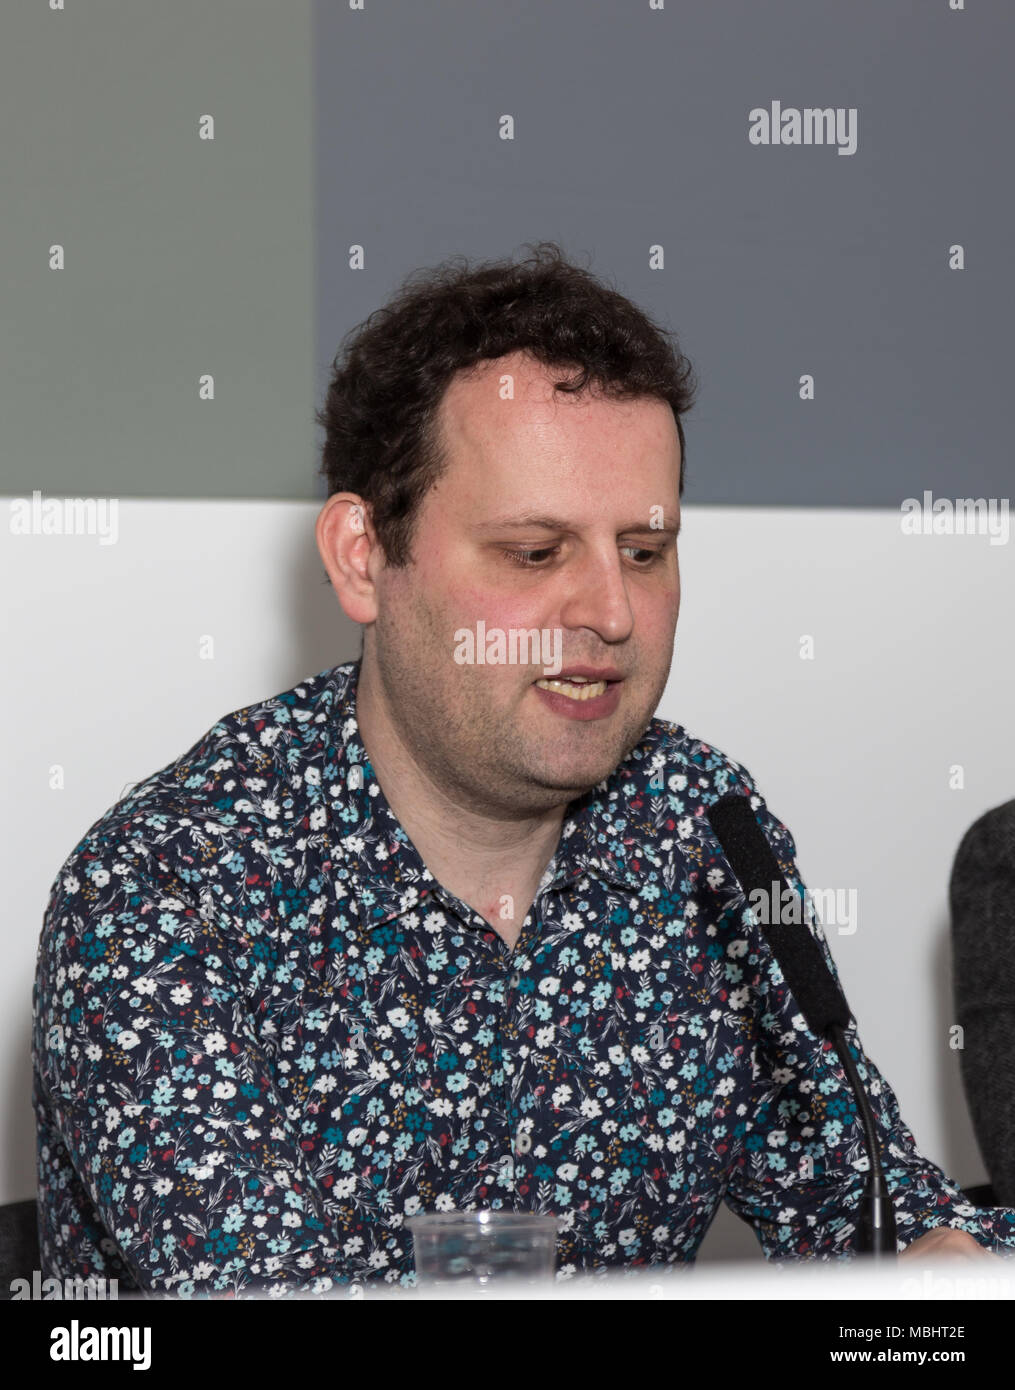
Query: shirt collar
320,661,671,929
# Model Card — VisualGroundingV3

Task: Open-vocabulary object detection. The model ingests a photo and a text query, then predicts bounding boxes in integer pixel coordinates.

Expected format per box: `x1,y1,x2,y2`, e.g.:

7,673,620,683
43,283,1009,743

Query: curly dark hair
315,241,697,566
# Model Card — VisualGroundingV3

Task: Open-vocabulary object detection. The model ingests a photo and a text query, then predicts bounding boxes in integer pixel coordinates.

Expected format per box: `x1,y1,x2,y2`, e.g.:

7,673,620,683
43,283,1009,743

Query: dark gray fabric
950,798,1015,1206
0,1199,40,1298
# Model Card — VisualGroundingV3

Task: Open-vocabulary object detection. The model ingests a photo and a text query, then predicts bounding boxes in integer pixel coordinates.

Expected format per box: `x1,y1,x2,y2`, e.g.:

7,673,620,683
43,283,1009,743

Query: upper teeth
535,678,608,701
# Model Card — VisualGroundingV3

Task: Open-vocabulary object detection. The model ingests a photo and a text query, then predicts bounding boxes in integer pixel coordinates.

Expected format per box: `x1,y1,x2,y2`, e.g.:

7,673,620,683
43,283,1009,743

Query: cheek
634,581,680,642
452,585,549,630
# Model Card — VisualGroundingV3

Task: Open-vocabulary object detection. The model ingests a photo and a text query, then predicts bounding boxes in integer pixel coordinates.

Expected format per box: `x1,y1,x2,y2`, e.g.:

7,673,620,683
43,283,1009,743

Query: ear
315,492,381,624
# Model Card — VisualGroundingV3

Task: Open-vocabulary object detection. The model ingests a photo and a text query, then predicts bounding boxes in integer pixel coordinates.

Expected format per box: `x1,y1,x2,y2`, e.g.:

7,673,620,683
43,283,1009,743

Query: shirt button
509,972,520,989
515,1126,532,1155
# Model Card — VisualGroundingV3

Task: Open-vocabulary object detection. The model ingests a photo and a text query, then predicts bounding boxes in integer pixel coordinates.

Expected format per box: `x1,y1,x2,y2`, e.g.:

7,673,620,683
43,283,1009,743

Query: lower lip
531,680,622,721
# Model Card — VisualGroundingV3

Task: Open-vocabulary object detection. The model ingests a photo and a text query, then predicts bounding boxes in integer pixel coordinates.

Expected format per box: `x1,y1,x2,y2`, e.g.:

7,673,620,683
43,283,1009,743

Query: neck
354,657,566,944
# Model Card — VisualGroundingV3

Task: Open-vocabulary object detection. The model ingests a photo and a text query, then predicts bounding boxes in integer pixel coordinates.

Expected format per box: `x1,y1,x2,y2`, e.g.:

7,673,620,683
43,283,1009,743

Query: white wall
4,499,1011,1261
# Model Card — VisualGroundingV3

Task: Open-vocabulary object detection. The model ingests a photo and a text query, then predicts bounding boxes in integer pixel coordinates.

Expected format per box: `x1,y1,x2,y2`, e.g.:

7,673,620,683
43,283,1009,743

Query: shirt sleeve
718,775,1015,1261
32,826,387,1297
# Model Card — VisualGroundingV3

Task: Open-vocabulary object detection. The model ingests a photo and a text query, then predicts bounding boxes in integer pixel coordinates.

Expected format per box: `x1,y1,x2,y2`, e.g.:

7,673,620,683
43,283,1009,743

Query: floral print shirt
32,660,1015,1295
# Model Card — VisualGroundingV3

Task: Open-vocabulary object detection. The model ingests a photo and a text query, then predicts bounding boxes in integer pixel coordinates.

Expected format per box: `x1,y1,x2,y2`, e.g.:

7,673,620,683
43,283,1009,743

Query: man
33,244,1014,1295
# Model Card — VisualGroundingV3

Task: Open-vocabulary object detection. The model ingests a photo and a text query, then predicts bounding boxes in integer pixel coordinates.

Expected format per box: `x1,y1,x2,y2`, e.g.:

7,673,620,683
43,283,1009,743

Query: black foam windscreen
706,793,852,1036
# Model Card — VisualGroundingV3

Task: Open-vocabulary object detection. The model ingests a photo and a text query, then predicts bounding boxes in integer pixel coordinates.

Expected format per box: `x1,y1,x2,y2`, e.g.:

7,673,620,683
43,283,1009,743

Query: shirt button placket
503,966,524,1198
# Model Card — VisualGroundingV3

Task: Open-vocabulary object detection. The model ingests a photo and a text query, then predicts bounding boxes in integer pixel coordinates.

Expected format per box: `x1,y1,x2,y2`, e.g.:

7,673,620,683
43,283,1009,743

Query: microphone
706,792,896,1258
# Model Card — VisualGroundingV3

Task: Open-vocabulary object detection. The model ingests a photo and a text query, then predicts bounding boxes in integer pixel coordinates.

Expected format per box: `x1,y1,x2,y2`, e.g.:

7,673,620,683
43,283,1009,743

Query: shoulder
624,715,765,805
599,716,798,869
46,662,357,899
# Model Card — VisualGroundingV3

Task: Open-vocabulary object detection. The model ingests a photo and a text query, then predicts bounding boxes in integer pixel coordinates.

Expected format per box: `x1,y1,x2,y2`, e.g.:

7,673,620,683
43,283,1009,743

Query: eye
503,546,560,567
621,546,662,564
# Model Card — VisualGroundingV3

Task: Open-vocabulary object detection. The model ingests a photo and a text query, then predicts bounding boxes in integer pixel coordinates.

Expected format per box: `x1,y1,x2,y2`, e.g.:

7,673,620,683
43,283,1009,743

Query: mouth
533,676,609,702
531,669,624,718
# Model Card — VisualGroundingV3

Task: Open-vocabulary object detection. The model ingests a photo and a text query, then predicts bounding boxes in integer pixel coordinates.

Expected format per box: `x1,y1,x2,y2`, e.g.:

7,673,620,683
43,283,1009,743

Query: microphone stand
706,792,898,1260
828,1022,897,1257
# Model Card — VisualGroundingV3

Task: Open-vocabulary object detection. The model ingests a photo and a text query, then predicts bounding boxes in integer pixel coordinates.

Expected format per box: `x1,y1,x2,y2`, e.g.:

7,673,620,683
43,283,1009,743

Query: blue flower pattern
32,661,1015,1294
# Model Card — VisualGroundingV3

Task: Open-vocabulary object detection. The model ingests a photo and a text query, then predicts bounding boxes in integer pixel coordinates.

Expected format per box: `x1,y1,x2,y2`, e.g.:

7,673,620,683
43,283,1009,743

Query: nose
557,546,635,644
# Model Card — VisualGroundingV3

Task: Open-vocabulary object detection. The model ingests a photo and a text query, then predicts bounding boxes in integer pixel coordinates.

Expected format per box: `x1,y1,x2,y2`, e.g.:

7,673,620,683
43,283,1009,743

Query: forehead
432,351,680,503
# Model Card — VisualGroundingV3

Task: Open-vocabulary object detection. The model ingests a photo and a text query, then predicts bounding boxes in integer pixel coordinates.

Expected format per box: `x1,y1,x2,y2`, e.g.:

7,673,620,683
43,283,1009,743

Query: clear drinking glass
406,1210,559,1290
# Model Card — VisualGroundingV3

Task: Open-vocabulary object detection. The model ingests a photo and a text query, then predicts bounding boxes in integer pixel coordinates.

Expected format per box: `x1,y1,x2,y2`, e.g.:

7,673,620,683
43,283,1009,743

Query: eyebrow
474,513,681,538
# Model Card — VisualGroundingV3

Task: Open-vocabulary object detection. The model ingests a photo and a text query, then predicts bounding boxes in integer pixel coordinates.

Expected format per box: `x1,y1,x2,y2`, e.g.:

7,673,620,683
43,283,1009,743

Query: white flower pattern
31,660,1015,1297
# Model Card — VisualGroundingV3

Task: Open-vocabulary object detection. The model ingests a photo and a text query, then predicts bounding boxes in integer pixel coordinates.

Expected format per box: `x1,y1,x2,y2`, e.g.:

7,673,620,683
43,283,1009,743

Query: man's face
366,350,682,817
